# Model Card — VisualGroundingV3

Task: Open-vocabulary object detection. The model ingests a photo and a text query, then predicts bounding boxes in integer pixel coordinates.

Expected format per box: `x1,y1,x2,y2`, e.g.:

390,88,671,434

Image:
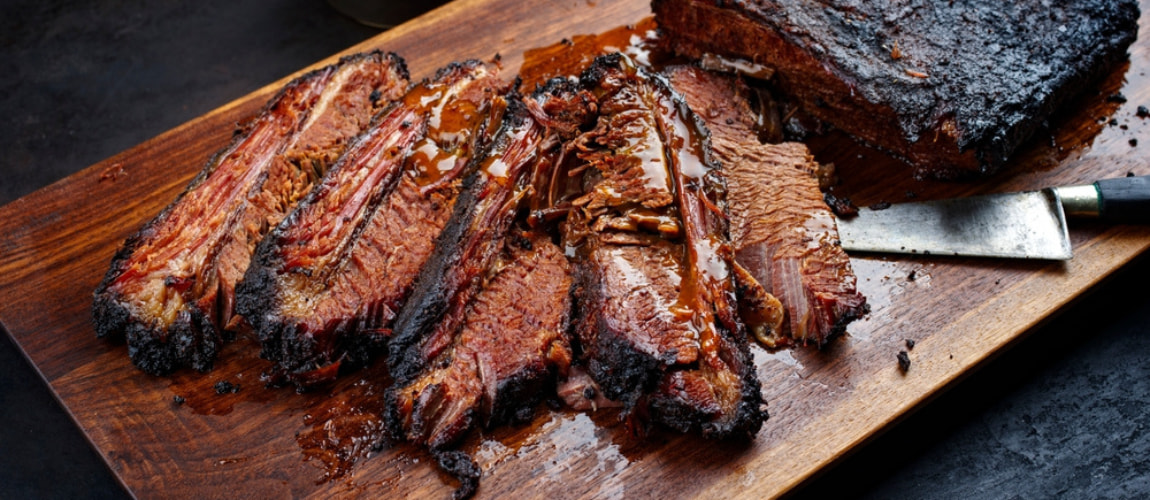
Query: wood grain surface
2,0,1149,498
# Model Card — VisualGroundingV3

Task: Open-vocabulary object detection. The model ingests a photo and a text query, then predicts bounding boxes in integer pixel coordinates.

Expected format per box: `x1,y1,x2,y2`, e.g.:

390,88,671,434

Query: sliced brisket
571,234,698,401
385,232,573,451
235,61,509,387
386,80,593,385
653,0,1141,178
92,51,409,374
564,54,765,438
384,82,594,498
665,66,866,347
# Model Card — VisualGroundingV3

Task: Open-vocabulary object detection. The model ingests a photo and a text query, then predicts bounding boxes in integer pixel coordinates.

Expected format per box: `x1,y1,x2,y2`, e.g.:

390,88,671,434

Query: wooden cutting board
2,0,1149,497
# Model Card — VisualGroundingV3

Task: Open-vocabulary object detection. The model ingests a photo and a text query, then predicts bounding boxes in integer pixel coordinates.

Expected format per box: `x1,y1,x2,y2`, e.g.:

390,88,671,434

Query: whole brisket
235,61,509,387
92,51,409,374
653,0,1141,178
665,66,866,347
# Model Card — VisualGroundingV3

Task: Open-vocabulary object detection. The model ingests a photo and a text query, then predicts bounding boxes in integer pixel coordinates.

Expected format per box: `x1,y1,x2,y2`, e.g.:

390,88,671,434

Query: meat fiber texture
564,54,766,439
653,0,1141,178
665,66,867,347
92,51,409,375
236,60,509,387
384,233,573,454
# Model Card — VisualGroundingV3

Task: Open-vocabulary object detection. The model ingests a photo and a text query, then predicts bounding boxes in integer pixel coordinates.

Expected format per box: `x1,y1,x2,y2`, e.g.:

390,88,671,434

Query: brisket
386,80,594,385
384,232,573,451
92,51,409,374
235,61,509,387
564,54,765,438
665,66,866,347
653,0,1141,178
571,234,698,402
384,83,593,498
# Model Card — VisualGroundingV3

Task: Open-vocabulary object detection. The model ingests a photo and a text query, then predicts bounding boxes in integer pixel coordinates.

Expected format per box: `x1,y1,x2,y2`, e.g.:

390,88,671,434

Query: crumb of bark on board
1137,105,1150,118
869,201,892,210
897,351,911,372
1108,92,1128,103
172,395,185,405
1109,118,1119,126
1131,139,1139,147
99,163,126,182
905,339,916,350
1129,171,1137,177
214,380,240,394
907,269,917,281
824,192,858,218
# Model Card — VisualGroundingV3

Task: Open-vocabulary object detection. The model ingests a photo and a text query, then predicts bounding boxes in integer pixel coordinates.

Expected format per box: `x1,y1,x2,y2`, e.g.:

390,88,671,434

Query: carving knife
836,175,1150,260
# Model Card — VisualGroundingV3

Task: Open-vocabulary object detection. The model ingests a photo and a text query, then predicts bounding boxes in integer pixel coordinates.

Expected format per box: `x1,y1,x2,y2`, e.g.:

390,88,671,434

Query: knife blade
836,175,1150,260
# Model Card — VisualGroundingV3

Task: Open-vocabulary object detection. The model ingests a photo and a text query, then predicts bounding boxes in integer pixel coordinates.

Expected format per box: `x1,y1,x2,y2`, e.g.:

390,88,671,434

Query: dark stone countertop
1,1,1148,498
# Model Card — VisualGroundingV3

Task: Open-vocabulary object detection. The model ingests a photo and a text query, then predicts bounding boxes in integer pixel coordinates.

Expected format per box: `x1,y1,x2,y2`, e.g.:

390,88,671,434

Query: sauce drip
401,64,506,189
296,377,389,484
519,17,660,91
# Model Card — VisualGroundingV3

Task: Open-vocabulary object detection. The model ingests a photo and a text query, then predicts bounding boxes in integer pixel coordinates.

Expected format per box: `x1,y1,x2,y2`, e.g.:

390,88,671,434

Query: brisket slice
384,83,593,499
386,80,594,385
384,232,572,459
235,61,508,387
92,51,408,374
566,54,765,438
571,234,697,401
653,0,1141,178
665,66,866,347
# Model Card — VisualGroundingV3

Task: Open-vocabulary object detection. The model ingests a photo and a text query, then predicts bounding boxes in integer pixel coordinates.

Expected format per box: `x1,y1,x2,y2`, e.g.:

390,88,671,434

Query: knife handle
1097,175,1150,223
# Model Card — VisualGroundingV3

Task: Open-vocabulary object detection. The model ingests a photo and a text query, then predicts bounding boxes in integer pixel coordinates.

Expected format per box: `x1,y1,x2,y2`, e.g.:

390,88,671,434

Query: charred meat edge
92,51,408,375
388,233,573,500
386,79,591,385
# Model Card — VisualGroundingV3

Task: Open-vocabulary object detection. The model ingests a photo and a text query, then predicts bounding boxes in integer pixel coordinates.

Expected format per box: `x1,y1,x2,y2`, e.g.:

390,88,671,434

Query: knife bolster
1054,185,1101,218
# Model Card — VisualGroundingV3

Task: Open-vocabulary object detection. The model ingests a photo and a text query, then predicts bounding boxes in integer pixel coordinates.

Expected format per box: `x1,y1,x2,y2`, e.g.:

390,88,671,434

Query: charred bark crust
571,255,667,406
653,0,1141,178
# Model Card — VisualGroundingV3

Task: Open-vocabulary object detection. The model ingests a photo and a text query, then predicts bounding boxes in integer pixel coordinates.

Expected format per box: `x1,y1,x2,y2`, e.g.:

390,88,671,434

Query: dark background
1,1,1148,498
